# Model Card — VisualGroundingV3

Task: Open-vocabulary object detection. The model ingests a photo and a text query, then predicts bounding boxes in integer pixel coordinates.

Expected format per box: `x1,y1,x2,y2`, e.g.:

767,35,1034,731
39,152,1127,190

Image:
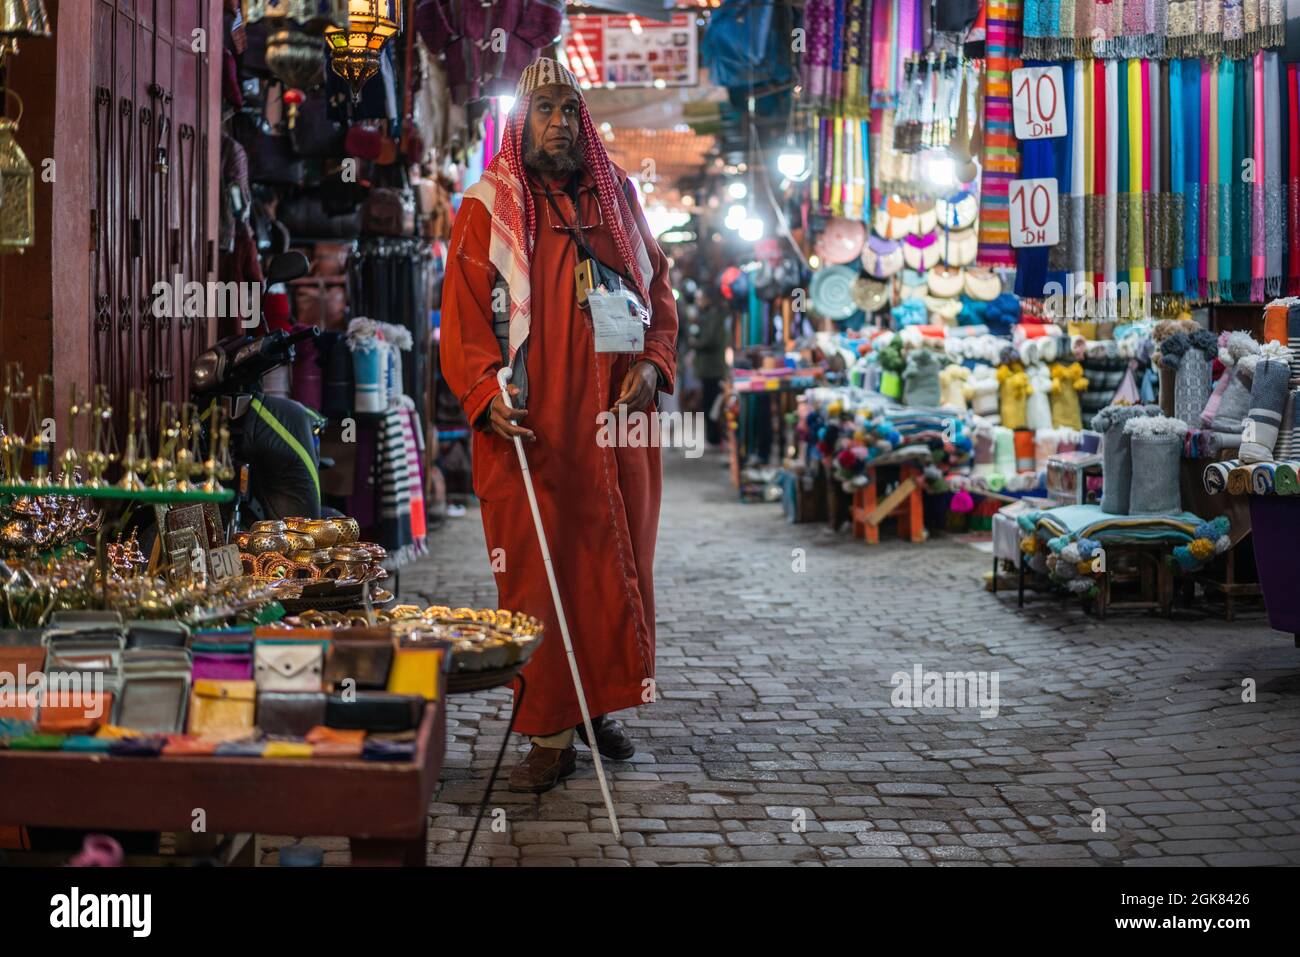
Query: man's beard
523,131,584,175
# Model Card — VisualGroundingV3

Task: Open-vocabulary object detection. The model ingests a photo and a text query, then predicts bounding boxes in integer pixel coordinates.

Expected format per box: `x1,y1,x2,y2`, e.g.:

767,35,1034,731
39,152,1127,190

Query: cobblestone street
401,452,1300,867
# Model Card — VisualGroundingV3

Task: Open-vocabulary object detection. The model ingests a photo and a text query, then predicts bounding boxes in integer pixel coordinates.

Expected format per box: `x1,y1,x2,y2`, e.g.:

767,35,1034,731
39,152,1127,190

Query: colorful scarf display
1020,0,1284,58
977,0,1023,268
1020,53,1284,310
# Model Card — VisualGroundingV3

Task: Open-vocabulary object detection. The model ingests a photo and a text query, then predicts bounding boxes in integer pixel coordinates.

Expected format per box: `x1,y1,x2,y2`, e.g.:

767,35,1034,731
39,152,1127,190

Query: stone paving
358,452,1298,866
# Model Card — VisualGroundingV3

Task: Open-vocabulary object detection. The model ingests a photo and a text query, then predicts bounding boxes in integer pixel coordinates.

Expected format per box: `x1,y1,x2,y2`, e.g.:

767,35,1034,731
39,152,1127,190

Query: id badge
588,288,648,353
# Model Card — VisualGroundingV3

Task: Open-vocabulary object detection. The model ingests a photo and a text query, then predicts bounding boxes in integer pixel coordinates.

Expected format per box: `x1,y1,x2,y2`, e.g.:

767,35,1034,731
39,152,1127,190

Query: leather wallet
9,733,66,750
109,737,166,757
42,632,124,695
214,738,267,757
325,692,424,732
386,647,446,701
192,650,254,681
362,738,416,761
36,690,113,734
306,725,365,758
187,679,256,740
115,648,192,734
257,691,327,737
0,716,35,741
254,640,325,692
62,735,113,753
0,646,44,685
126,620,190,648
48,610,124,629
162,734,221,757
323,626,394,690
262,740,313,759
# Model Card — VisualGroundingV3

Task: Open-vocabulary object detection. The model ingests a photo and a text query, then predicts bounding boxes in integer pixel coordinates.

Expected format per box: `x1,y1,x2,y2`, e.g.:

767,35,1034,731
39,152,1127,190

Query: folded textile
1252,462,1277,495
1203,460,1232,494
1240,357,1291,462
1228,464,1253,495
1275,463,1300,494
1274,388,1300,460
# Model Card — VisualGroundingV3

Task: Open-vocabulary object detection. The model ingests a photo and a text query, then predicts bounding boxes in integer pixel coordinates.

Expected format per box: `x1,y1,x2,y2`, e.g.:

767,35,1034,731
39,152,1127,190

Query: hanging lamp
0,0,50,68
323,0,402,102
0,90,34,254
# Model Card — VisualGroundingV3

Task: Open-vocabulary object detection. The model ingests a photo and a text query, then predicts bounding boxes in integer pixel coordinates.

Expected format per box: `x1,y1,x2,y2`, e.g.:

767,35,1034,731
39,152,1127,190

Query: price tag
1012,66,1066,140
1009,178,1060,248
189,547,208,586
208,543,242,582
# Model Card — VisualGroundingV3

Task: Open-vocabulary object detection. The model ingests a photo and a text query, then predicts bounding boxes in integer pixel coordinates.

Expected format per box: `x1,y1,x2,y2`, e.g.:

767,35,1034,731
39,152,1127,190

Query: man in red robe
440,59,678,793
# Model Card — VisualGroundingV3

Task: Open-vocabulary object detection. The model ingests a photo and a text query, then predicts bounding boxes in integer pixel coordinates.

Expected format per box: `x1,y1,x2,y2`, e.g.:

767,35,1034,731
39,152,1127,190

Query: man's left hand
611,360,659,414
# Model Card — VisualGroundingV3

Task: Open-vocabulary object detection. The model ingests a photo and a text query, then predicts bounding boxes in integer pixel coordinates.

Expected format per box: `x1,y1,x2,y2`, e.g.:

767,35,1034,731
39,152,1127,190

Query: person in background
690,287,729,449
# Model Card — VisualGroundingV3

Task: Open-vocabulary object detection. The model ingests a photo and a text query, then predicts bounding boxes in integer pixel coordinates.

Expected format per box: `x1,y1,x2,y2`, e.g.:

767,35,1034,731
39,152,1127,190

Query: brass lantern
0,0,51,68
265,28,326,91
324,0,402,102
0,90,34,254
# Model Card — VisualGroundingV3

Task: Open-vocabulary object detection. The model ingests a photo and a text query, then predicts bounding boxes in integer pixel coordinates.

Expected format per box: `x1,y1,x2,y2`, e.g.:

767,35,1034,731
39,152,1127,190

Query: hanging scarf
1291,64,1300,294
1016,61,1056,298
1105,59,1120,314
1264,51,1282,297
463,60,651,363
1231,58,1251,300
1251,51,1266,301
1182,59,1201,297
1170,59,1185,294
977,0,1022,268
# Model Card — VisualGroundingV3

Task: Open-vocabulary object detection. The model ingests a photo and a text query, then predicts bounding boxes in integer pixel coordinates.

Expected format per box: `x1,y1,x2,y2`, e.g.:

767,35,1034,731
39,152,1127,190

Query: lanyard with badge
543,185,651,353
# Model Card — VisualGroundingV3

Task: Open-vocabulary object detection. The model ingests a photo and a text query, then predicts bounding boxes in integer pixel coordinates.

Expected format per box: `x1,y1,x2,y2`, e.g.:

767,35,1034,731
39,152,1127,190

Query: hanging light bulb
724,204,746,229
777,146,808,181
0,0,50,68
739,216,765,242
727,181,748,200
0,90,34,254
323,0,402,102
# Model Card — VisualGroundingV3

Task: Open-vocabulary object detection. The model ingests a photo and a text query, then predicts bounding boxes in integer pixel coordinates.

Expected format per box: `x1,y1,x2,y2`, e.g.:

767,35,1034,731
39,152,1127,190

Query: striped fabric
978,0,1023,267
379,405,414,558
1274,389,1299,461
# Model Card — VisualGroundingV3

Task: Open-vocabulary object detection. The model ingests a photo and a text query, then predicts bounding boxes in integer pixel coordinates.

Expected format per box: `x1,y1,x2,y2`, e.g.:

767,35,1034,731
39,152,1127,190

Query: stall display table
0,698,446,867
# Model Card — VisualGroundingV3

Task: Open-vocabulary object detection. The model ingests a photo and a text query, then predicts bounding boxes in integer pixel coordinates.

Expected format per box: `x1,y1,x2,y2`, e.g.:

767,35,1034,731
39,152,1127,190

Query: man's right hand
488,384,535,442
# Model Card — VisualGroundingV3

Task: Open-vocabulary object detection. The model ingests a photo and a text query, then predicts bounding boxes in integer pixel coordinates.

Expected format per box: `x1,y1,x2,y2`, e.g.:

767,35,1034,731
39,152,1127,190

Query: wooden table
0,699,446,867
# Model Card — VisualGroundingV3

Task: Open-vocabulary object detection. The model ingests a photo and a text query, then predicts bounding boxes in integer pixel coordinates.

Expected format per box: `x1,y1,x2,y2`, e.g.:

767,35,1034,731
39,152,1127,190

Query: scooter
189,251,330,532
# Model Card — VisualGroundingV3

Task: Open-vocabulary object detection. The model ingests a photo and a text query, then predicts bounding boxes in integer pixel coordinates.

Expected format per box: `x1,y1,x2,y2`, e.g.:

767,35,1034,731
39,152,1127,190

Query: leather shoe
575,715,635,760
508,744,576,793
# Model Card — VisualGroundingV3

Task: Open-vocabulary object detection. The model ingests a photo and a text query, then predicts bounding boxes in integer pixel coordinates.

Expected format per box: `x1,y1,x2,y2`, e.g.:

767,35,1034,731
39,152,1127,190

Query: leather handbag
290,90,347,158
290,275,349,331
325,692,424,732
254,640,326,692
361,187,416,237
263,740,314,758
386,646,447,701
279,194,362,241
115,648,192,734
162,735,220,756
257,691,328,737
233,109,305,187
324,626,395,690
187,679,257,739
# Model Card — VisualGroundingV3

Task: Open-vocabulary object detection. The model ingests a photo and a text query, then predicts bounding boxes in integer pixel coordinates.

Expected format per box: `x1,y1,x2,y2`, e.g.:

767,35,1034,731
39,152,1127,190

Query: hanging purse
279,193,363,241
903,233,942,271
936,189,979,230
927,264,964,298
943,227,978,266
873,197,918,239
361,187,417,237
963,266,1002,301
861,235,904,278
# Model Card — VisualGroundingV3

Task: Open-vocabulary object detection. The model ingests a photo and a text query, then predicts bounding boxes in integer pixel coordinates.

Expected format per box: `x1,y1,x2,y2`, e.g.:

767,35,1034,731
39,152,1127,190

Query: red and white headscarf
463,58,653,361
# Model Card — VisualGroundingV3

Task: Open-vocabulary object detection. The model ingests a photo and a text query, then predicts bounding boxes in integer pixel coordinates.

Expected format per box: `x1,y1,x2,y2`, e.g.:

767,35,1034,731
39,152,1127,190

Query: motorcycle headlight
190,348,225,395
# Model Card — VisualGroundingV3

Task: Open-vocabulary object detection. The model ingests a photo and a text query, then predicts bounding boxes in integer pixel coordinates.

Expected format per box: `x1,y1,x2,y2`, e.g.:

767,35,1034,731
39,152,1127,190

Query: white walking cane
496,367,621,840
